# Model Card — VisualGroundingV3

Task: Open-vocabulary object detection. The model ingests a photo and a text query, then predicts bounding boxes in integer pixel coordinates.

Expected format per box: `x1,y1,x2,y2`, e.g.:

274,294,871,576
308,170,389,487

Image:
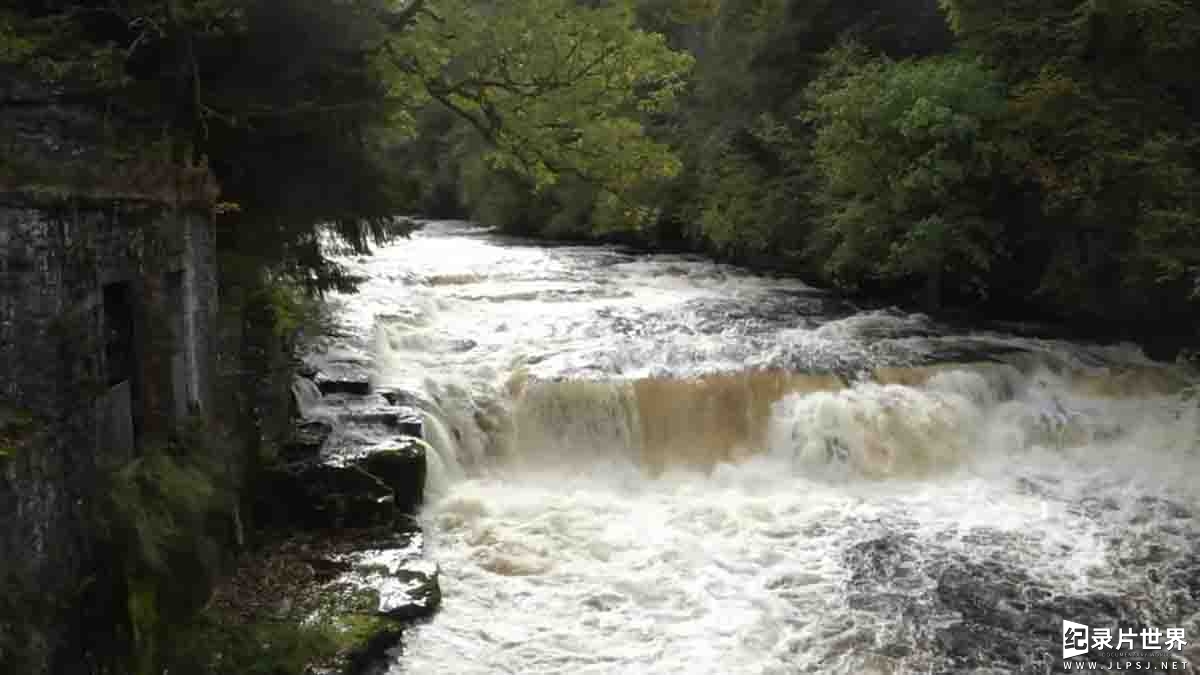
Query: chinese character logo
1166,628,1188,650
1064,620,1091,659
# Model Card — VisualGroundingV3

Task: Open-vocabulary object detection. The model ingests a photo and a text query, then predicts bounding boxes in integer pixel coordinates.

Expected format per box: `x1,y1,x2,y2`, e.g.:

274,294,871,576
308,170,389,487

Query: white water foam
315,222,1199,674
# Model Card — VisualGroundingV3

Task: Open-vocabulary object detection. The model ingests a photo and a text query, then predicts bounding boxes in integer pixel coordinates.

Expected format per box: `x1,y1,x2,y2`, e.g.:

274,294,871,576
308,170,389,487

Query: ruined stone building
0,79,219,673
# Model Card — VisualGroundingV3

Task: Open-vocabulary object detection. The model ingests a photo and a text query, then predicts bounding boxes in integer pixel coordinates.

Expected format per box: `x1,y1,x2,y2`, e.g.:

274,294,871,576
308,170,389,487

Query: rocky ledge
209,527,440,675
229,360,440,674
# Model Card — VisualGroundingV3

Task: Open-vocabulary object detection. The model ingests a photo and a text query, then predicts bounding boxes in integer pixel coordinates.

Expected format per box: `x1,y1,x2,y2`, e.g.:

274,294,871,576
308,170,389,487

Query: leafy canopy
807,49,1008,293
386,0,693,212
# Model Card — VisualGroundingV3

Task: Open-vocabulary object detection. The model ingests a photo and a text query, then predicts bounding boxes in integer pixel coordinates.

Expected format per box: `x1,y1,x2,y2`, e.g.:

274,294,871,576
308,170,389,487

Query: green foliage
103,447,223,575
0,405,39,460
693,119,808,256
255,278,337,342
642,0,957,258
94,417,240,674
0,570,46,673
1123,135,1200,295
161,605,407,675
2,1,416,296
524,0,1197,325
457,154,553,234
164,612,340,675
387,0,693,203
384,0,695,236
941,0,1200,318
3,0,696,284
806,50,1008,296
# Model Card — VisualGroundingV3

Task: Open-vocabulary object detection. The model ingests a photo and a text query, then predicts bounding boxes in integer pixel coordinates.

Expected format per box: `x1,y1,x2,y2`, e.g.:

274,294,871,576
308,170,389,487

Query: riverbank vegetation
6,1,1193,328
409,0,1200,335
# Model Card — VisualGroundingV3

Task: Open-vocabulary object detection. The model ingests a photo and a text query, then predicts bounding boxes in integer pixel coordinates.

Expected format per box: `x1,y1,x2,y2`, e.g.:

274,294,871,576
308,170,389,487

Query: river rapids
308,221,1200,674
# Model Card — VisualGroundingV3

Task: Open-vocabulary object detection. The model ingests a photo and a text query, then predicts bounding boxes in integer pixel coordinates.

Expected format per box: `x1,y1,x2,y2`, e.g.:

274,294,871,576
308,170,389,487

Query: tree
807,49,1009,308
941,0,1200,320
385,0,693,232
640,0,956,259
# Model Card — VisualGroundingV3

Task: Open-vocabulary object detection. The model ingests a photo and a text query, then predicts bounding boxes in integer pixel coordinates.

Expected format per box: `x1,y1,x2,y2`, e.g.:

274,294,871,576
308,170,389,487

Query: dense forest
5,0,1197,334
412,0,1200,333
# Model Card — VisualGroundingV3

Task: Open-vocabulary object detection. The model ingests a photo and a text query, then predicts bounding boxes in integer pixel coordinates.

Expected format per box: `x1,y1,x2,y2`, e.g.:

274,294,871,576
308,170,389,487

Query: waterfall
291,376,324,419
314,222,1200,675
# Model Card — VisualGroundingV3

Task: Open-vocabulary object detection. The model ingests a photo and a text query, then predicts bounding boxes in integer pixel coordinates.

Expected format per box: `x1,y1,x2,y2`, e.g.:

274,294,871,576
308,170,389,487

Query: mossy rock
0,405,41,460
294,587,404,673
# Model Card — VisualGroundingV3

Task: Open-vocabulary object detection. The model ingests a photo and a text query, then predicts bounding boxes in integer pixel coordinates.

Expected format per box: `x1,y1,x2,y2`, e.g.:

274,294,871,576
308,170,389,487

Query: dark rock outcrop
834,521,1200,674
334,536,442,622
338,406,423,437
265,436,428,532
358,439,427,516
268,363,438,673
315,364,373,396
269,359,430,533
266,462,396,530
280,420,333,462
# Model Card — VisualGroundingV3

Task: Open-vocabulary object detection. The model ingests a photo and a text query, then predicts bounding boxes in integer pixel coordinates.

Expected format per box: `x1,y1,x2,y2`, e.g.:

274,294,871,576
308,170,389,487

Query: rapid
309,221,1200,674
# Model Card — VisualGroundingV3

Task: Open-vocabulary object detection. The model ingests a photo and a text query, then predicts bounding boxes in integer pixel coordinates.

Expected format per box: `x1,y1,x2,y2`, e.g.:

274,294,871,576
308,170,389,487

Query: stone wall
0,200,217,673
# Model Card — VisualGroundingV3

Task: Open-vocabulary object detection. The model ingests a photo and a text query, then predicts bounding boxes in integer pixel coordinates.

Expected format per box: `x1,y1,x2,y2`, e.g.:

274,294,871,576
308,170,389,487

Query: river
313,221,1199,674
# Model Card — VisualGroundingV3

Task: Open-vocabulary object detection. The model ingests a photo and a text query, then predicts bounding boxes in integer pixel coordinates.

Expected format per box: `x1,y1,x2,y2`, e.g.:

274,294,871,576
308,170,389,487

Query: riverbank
222,320,441,674
193,527,436,675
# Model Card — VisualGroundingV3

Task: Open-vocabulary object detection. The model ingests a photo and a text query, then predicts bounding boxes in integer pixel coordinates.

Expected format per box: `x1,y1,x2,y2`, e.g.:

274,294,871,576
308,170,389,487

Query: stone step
313,362,372,395
336,406,423,437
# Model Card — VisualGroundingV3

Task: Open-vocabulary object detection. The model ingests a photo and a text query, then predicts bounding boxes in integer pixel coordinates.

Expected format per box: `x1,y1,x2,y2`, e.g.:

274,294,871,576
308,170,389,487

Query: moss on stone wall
92,416,242,674
0,140,218,207
0,404,39,459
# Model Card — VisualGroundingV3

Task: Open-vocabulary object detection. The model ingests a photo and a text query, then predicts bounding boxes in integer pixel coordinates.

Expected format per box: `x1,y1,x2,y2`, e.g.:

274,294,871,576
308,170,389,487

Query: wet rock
339,626,405,675
449,338,478,352
376,562,442,621
1166,555,1200,601
378,388,423,408
265,462,395,530
1078,495,1121,517
920,342,1029,366
936,561,1044,634
216,529,440,675
356,439,427,516
266,430,428,531
831,530,1181,673
844,535,921,591
307,556,354,582
338,405,423,437
932,556,1149,671
935,622,1030,667
280,420,333,462
329,535,442,623
315,364,372,395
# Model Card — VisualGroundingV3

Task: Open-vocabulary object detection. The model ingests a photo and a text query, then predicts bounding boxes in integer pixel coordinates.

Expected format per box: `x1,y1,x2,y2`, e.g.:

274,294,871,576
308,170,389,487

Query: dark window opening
103,282,134,387
103,280,143,448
